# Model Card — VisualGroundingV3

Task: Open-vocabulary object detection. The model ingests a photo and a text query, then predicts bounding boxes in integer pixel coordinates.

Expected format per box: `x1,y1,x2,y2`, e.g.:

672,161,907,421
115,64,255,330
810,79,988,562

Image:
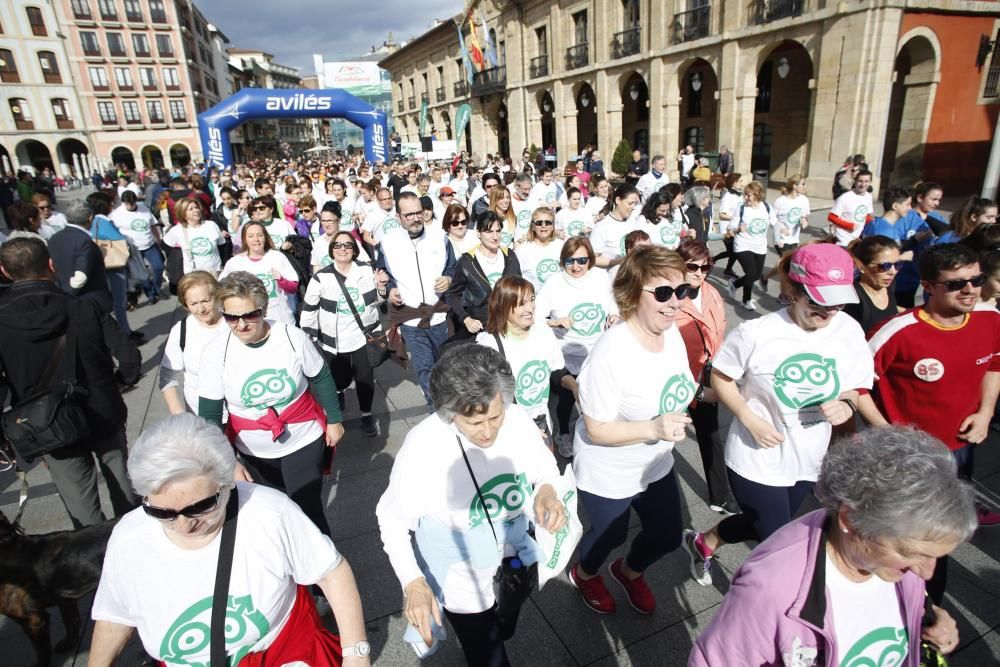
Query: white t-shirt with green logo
772,195,811,246
831,190,874,246
476,323,565,427
362,207,400,244
110,203,157,250
636,210,685,250
511,196,534,241
573,322,697,499
93,483,342,667
590,215,637,260
375,406,559,614
164,222,224,274
219,251,299,326
555,207,590,238
729,202,774,255
534,268,617,374
260,219,296,249
199,323,326,458
713,309,873,486
515,239,565,291
825,555,908,667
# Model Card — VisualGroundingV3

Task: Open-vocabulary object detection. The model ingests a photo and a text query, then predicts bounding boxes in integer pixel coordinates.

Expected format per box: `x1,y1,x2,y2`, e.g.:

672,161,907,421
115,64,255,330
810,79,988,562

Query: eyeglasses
331,242,354,250
532,220,554,226
932,273,987,292
485,183,497,189
299,207,313,213
400,211,422,219
221,308,264,324
250,205,269,212
564,256,589,267
869,261,904,273
685,262,713,274
642,284,691,302
450,219,468,226
142,488,225,522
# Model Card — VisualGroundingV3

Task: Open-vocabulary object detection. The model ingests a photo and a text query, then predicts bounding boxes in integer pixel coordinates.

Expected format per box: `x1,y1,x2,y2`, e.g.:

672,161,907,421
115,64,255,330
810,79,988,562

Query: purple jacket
690,510,926,667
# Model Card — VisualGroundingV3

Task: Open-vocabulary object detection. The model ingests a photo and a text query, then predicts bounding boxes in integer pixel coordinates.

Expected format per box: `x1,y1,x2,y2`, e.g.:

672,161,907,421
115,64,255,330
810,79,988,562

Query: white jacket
300,262,381,354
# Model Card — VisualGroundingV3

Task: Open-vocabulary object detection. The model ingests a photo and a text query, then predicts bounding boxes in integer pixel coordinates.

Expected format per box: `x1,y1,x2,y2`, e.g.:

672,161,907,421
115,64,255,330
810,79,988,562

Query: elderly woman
159,271,228,415
89,414,371,666
568,245,696,616
197,272,344,541
691,426,973,666
376,345,566,667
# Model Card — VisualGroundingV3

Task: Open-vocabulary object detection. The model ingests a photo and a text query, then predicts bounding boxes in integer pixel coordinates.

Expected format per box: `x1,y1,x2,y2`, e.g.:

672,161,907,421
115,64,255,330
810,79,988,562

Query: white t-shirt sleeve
712,322,755,382
375,440,428,588
275,491,343,585
159,320,185,390
289,325,325,377
277,252,298,283
196,336,227,401
578,345,622,423
91,532,135,625
163,224,182,248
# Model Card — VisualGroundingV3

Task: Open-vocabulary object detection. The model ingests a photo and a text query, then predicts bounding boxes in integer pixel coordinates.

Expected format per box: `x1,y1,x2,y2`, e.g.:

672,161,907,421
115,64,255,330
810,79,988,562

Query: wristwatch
343,640,371,658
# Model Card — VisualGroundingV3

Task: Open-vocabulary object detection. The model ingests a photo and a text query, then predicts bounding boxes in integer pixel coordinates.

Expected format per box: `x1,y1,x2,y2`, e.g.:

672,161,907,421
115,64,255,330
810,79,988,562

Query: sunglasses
251,206,269,212
331,242,354,250
869,261,903,273
299,207,313,213
685,262,712,274
932,273,987,292
532,220,554,226
142,488,224,522
642,283,691,302
450,219,468,226
564,256,589,267
806,296,846,312
222,308,264,324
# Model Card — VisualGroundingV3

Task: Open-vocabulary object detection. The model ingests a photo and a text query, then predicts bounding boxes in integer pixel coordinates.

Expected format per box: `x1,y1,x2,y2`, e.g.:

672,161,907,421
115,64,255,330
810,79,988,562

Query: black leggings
241,435,330,536
689,402,734,508
712,236,737,272
555,373,578,435
733,251,766,302
444,605,509,667
716,467,814,545
329,347,375,413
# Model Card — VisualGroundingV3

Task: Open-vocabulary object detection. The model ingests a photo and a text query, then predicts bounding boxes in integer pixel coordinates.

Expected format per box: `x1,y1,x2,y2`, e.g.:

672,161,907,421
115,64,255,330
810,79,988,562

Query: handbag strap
332,265,377,336
210,486,240,666
32,299,80,394
455,435,499,551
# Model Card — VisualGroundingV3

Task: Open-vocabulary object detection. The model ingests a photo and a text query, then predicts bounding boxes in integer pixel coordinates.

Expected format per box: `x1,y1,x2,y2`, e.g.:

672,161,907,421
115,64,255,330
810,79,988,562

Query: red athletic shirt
868,305,1000,450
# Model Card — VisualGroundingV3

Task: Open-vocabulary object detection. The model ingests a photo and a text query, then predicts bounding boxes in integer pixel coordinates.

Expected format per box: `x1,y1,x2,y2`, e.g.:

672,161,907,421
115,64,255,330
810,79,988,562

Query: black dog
0,508,117,666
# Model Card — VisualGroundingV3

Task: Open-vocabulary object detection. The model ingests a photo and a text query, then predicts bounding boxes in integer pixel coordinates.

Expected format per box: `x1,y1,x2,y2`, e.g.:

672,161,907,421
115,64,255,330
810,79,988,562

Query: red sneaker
977,506,1000,527
568,563,616,614
609,558,656,615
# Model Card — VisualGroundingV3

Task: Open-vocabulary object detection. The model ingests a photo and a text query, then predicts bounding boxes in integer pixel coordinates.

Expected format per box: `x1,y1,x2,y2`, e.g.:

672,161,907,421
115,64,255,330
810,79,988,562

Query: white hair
128,414,236,496
430,344,514,421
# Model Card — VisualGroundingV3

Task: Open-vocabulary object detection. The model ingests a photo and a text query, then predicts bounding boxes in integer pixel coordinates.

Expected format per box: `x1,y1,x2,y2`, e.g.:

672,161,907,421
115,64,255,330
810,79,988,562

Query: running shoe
759,276,769,292
727,277,737,299
360,414,378,437
568,563,616,614
609,558,655,614
739,300,757,312
977,505,1000,527
682,529,715,587
709,500,739,517
556,433,574,458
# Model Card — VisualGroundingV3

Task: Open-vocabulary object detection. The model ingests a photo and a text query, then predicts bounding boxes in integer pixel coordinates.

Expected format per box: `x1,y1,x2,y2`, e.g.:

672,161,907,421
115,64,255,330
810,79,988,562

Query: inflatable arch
198,88,389,167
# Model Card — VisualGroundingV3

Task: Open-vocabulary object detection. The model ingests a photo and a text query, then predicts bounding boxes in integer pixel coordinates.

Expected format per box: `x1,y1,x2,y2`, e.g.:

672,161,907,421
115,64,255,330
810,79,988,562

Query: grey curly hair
815,426,977,543
430,344,514,420
215,270,269,312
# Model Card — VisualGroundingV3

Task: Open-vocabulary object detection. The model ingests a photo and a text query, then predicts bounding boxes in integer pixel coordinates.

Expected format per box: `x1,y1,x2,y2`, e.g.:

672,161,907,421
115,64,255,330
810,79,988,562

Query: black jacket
684,207,711,243
0,281,128,437
446,247,521,323
48,226,113,314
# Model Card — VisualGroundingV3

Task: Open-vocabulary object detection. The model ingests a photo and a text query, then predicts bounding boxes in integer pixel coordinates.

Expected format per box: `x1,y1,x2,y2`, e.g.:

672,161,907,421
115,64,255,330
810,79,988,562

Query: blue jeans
578,469,683,575
141,245,164,298
106,268,131,334
401,321,449,409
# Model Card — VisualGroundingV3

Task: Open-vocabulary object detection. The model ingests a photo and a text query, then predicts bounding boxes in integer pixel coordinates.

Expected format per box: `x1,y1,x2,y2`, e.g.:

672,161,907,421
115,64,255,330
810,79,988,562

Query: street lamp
629,83,640,101
498,106,507,119
691,72,702,92
543,98,552,112
580,92,590,108
777,56,791,79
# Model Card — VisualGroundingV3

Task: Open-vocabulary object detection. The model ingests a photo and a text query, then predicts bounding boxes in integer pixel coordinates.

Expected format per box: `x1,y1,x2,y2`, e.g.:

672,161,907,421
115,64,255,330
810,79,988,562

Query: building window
155,34,174,57
205,76,218,96
107,32,126,57
88,66,108,89
200,46,211,65
9,98,33,129
123,100,141,124
81,31,100,56
149,0,167,23
163,67,179,89
132,33,150,57
755,62,772,114
37,51,61,83
573,10,588,45
26,7,47,36
147,100,164,122
97,100,117,124
51,98,73,128
71,0,92,19
684,126,705,153
114,66,133,90
139,66,156,90
169,100,186,122
536,26,548,55
0,49,19,83
98,0,117,20
123,0,142,22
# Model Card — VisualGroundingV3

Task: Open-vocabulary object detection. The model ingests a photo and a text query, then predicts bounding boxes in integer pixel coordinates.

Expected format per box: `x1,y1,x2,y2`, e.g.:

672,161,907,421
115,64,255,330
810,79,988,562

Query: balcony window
149,0,167,23
9,98,33,130
81,31,100,56
0,49,19,83
115,67,133,90
139,67,156,90
51,98,73,129
156,34,174,58
750,0,804,25
471,66,506,96
673,3,711,44
123,100,141,124
530,55,548,78
97,0,117,21
985,31,1000,97
88,66,109,90
454,80,468,97
163,67,179,90
71,0,92,20
26,7,47,36
107,33,126,57
407,96,415,110
436,86,445,102
612,26,641,59
566,43,589,70
397,99,404,113
420,92,429,104
169,100,186,122
146,100,164,123
124,0,143,22
97,101,117,125
38,51,61,83
132,34,150,57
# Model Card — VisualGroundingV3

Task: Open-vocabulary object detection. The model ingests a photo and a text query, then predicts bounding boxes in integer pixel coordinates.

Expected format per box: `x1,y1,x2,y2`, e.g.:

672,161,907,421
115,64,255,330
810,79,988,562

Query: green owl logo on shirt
500,230,514,247
536,259,559,284
469,472,531,528
337,286,361,315
130,217,150,232
383,216,400,234
486,272,503,287
159,594,270,667
269,233,285,247
516,360,551,406
660,220,683,247
773,353,840,409
257,273,277,298
239,368,297,410
189,237,213,257
839,627,908,667
567,219,585,237
516,209,531,232
853,205,869,223
787,207,803,225
568,302,606,336
339,211,354,231
747,217,768,236
659,373,696,414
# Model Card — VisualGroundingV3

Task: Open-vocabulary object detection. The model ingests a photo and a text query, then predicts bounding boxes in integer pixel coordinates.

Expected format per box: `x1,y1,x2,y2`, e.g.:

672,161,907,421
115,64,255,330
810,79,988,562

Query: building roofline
378,20,455,69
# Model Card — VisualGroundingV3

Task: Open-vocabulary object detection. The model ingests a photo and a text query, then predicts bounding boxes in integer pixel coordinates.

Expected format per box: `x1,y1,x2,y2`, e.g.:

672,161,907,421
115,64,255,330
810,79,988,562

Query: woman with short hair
515,207,565,291
692,426,973,666
376,345,566,666
682,185,713,243
726,180,775,311
89,413,370,667
568,245,696,616
219,222,299,325
442,203,478,256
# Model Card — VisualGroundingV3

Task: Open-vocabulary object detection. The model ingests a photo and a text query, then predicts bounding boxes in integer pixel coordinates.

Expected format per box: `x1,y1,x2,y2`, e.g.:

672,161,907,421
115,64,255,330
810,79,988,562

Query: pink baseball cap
788,244,858,306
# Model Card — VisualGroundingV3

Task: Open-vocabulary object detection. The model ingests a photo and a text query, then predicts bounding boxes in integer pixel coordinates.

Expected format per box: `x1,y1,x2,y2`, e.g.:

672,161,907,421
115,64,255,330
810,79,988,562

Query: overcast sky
201,0,461,74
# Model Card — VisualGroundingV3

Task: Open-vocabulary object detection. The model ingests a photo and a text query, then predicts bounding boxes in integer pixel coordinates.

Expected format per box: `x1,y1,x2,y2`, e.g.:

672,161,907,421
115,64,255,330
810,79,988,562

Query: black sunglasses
869,261,904,273
684,262,713,274
932,273,987,292
642,283,691,302
222,308,264,324
450,219,468,226
564,256,589,267
532,220,554,226
142,488,224,522
331,242,354,250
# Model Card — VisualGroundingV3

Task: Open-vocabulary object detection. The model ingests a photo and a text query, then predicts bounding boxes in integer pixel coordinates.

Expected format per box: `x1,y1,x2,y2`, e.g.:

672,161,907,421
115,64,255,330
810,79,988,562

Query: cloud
201,0,460,75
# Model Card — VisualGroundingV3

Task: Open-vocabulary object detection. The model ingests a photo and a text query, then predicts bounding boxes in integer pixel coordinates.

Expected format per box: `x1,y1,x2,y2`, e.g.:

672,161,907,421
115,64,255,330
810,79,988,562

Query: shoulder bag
332,265,390,368
92,221,129,270
455,435,536,641
690,317,714,404
2,300,91,462
210,486,240,666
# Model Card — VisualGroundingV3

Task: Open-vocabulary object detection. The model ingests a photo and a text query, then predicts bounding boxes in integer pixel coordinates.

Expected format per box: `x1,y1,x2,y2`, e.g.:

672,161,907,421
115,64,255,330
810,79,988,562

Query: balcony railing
14,119,34,130
150,10,167,23
420,92,429,104
986,63,1000,98
566,43,589,70
126,10,143,22
749,0,803,25
530,55,548,78
673,4,711,43
407,96,415,109
436,86,445,102
471,66,506,96
454,80,469,97
612,26,641,59
397,100,404,113
56,118,74,129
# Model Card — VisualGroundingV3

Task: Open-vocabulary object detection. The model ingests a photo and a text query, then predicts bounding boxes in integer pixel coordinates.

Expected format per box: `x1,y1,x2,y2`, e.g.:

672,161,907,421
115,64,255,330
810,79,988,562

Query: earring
841,528,849,534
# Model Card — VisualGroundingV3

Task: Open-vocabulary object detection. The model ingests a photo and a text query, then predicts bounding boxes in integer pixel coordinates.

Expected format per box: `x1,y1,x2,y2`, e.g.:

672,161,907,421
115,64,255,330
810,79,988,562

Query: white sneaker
739,300,757,311
556,433,574,458
726,277,737,299
681,529,715,587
